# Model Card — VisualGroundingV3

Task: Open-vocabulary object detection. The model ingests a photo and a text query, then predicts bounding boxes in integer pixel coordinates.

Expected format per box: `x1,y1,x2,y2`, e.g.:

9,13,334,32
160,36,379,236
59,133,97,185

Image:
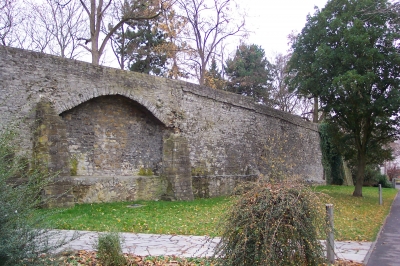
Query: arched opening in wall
60,95,167,177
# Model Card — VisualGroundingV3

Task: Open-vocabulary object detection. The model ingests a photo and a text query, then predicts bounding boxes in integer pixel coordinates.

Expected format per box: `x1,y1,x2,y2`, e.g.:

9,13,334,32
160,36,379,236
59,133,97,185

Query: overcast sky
103,0,330,67
243,0,328,59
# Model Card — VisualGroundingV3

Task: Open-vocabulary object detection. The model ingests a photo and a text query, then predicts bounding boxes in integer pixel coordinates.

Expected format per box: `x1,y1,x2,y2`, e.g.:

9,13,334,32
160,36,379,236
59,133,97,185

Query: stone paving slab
331,241,372,263
51,230,372,263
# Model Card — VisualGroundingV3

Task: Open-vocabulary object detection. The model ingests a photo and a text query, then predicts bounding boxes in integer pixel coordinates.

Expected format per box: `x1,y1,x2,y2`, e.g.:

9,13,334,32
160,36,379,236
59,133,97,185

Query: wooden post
379,184,383,205
326,204,335,264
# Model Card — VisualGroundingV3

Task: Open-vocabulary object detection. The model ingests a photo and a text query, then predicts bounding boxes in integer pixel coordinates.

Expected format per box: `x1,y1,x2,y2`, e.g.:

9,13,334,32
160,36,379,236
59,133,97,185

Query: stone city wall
0,46,324,206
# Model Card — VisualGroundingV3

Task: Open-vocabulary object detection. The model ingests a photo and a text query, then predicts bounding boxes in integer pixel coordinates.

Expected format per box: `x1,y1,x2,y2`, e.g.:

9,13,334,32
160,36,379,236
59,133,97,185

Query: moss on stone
70,156,78,176
191,167,208,176
138,167,154,176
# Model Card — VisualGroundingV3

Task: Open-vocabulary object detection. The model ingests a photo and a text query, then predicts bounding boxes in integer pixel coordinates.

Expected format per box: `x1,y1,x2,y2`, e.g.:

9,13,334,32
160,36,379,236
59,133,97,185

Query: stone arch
52,88,171,127
59,95,169,176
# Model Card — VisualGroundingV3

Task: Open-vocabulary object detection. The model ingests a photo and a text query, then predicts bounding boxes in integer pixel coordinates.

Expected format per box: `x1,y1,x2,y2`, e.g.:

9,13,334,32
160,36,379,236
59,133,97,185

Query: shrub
95,232,126,266
376,174,392,188
363,165,392,188
0,128,72,265
215,181,326,266
319,122,345,185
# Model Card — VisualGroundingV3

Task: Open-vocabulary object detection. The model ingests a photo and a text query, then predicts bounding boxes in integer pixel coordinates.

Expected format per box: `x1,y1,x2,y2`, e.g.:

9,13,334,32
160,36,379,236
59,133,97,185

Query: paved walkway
51,230,371,263
366,188,400,266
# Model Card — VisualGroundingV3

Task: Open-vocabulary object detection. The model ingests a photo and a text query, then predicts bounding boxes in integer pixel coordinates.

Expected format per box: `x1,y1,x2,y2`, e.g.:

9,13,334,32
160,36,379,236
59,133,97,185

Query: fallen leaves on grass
315,186,397,241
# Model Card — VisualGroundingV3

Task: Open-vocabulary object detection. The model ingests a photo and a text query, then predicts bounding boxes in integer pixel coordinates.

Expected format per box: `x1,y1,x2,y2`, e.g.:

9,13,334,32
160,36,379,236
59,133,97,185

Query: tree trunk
199,66,205,86
91,45,100,65
313,96,318,123
91,11,100,66
353,151,367,197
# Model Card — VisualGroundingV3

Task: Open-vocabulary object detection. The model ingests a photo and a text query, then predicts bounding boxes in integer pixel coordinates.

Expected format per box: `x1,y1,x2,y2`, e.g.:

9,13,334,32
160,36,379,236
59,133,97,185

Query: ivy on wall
319,122,345,185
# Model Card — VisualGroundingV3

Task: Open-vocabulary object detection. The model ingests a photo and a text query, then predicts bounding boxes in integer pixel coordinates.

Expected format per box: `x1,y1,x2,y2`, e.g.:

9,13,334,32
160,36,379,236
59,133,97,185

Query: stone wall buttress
33,100,74,208
162,133,194,201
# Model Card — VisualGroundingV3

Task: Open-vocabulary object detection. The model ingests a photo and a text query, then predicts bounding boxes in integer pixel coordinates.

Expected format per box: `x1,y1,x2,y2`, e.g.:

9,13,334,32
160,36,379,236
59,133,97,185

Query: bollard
326,204,335,264
379,184,383,205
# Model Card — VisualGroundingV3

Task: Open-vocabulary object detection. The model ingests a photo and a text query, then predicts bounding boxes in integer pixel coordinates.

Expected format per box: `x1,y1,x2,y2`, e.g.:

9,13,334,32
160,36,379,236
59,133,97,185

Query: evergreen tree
77,0,163,65
205,58,225,90
287,0,400,196
225,44,273,103
112,18,169,76
127,20,168,76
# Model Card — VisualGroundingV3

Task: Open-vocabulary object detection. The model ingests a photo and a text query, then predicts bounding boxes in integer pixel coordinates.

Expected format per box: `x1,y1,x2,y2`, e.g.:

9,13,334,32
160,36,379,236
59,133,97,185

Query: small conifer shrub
95,232,127,266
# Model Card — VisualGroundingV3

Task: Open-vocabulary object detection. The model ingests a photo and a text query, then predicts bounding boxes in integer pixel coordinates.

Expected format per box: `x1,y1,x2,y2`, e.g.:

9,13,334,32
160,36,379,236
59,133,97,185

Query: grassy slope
40,186,397,241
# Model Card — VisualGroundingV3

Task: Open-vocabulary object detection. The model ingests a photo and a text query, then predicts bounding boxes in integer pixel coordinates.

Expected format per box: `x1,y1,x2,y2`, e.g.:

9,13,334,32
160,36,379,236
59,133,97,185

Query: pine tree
225,44,273,103
126,20,168,76
204,58,225,90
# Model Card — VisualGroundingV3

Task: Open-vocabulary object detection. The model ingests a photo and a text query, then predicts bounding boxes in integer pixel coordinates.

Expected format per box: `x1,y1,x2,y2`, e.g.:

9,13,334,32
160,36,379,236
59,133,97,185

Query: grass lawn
40,186,397,241
40,196,231,237
315,185,397,241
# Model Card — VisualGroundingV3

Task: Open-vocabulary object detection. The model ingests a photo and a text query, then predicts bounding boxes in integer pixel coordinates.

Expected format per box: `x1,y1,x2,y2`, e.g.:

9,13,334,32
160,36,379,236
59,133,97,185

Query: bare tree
270,53,301,113
108,0,128,69
383,141,400,179
0,0,26,47
269,53,317,121
0,0,14,45
109,23,128,69
25,0,87,59
78,0,166,65
176,0,246,85
157,4,191,79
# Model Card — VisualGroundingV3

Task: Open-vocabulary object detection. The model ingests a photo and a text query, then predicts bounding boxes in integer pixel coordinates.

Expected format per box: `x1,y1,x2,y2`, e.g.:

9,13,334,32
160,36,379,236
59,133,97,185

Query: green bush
319,122,345,185
376,174,392,188
363,165,392,188
95,232,126,266
215,182,326,266
0,128,70,265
